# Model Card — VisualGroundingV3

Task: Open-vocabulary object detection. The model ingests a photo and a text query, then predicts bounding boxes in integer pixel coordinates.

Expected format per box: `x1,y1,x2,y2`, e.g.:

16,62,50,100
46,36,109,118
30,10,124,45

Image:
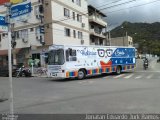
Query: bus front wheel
77,70,86,80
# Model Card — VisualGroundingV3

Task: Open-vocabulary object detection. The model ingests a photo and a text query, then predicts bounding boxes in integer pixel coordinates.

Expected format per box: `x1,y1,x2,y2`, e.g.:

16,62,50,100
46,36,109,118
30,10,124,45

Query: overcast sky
88,0,160,29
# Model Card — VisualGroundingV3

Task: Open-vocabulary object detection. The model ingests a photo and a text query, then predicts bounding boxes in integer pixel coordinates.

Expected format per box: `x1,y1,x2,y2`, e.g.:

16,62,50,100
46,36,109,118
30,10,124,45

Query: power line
106,0,160,14
89,0,124,9
42,0,138,25
99,0,136,11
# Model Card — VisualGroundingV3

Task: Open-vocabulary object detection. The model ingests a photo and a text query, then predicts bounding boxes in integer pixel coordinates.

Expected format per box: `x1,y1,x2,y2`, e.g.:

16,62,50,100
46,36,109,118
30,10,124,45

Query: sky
88,0,160,30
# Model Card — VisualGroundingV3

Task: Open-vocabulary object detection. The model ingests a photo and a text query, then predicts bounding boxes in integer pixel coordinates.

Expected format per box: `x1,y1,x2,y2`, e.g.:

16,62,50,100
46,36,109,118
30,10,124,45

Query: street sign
10,1,31,22
0,15,8,32
0,15,7,25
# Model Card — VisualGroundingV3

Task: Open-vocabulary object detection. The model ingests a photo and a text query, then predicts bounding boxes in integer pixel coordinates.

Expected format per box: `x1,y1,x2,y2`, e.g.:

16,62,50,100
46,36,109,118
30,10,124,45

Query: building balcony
89,15,107,27
90,29,106,39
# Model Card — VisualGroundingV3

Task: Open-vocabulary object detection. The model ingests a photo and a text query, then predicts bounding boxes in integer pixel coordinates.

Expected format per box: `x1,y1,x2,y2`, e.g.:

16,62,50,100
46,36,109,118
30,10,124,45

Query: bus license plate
52,73,57,76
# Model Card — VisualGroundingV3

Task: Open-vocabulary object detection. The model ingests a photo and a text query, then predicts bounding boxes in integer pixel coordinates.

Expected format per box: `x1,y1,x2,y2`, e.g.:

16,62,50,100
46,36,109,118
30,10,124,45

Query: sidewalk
32,73,48,78
30,67,48,78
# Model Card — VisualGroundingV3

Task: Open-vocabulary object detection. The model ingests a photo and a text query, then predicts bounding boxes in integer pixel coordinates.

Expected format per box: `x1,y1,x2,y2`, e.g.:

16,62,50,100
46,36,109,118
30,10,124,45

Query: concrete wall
110,36,133,47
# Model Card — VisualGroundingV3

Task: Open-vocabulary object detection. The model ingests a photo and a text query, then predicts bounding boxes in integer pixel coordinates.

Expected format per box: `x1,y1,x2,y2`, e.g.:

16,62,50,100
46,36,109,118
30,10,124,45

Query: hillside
110,21,160,56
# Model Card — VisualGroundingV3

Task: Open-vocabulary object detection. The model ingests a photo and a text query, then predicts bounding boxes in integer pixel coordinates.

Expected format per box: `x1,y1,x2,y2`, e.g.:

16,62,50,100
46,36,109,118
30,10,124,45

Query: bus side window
66,50,69,61
70,50,77,61
71,50,76,56
66,49,77,61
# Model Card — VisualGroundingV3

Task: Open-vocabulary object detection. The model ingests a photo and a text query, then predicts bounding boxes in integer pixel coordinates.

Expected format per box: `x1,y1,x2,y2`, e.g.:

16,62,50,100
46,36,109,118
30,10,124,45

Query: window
64,8,70,17
91,37,95,43
73,30,76,38
36,27,40,36
2,33,5,38
48,49,65,65
76,0,81,6
30,28,34,32
99,39,103,45
77,14,82,22
21,29,28,40
73,12,75,20
78,31,83,39
66,49,77,61
15,31,20,39
72,0,74,3
65,28,71,37
34,6,39,15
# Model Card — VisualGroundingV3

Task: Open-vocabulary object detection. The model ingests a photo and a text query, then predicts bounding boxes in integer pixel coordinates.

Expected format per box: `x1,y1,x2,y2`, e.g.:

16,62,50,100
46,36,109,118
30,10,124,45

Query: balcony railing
89,15,107,27
90,29,106,39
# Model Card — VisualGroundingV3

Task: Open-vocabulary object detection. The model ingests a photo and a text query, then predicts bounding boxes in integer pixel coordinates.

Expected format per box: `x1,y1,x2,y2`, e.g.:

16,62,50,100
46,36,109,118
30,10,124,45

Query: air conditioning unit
82,23,85,28
36,15,41,19
22,38,28,43
81,39,84,45
36,36,40,41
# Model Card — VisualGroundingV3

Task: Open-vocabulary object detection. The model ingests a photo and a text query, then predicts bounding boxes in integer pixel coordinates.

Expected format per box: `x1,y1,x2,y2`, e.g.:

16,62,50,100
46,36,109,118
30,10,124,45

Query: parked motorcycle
16,65,32,77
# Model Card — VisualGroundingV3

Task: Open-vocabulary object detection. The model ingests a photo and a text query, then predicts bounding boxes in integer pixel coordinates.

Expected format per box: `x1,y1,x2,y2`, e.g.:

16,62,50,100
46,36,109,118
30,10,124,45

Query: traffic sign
0,15,8,32
11,1,31,19
0,15,7,25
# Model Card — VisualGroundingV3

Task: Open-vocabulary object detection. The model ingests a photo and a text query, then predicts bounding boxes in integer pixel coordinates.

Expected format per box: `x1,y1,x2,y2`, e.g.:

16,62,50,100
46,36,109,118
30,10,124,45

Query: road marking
103,76,109,79
135,71,160,73
135,76,142,79
78,81,87,84
88,81,94,84
78,80,94,84
113,74,125,79
124,74,134,79
146,74,153,79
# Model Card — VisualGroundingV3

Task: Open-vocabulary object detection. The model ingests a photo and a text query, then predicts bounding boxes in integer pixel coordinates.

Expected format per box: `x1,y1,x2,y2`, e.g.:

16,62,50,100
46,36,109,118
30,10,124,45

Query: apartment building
0,0,90,67
44,0,89,46
88,5,107,46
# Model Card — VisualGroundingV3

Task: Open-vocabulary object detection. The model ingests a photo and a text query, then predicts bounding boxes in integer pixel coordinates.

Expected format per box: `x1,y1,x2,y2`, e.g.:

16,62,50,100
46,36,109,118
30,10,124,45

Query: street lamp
121,26,125,46
121,26,128,46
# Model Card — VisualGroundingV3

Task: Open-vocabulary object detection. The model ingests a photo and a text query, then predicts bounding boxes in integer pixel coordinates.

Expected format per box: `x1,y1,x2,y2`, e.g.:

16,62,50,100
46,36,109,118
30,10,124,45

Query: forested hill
110,21,160,56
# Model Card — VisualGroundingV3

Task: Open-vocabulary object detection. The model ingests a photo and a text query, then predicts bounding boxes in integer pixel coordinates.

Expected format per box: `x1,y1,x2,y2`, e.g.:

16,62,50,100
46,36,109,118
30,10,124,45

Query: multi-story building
0,0,90,67
88,5,107,45
110,36,133,47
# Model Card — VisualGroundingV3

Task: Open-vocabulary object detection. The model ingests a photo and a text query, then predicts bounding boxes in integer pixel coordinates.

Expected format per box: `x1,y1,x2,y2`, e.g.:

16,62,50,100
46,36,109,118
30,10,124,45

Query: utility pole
108,31,111,46
5,2,14,119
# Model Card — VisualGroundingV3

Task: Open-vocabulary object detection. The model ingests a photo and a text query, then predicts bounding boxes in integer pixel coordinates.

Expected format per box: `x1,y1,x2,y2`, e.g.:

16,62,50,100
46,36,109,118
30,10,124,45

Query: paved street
0,58,160,114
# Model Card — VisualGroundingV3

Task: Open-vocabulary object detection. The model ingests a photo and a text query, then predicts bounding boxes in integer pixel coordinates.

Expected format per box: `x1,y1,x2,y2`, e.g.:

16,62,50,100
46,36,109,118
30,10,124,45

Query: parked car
0,65,18,77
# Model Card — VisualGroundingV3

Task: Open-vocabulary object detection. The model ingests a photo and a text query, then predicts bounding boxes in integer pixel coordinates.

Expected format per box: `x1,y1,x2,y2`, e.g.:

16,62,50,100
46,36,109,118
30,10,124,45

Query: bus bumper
48,72,66,78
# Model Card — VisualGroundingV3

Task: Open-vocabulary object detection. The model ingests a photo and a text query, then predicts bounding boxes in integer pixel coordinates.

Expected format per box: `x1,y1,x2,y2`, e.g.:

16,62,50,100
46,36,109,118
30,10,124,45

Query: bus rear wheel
116,66,121,75
77,70,86,80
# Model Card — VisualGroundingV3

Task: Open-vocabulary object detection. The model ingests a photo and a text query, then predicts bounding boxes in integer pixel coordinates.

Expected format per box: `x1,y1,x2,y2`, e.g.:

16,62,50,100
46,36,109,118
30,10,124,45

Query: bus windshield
48,49,65,65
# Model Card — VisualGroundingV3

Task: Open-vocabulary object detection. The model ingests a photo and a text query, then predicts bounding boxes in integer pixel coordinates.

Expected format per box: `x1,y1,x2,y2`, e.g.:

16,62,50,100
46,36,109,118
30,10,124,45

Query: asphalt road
0,57,160,114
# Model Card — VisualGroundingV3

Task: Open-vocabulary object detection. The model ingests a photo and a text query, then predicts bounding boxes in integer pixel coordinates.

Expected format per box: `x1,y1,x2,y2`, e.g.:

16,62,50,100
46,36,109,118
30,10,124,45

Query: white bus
47,45,136,79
